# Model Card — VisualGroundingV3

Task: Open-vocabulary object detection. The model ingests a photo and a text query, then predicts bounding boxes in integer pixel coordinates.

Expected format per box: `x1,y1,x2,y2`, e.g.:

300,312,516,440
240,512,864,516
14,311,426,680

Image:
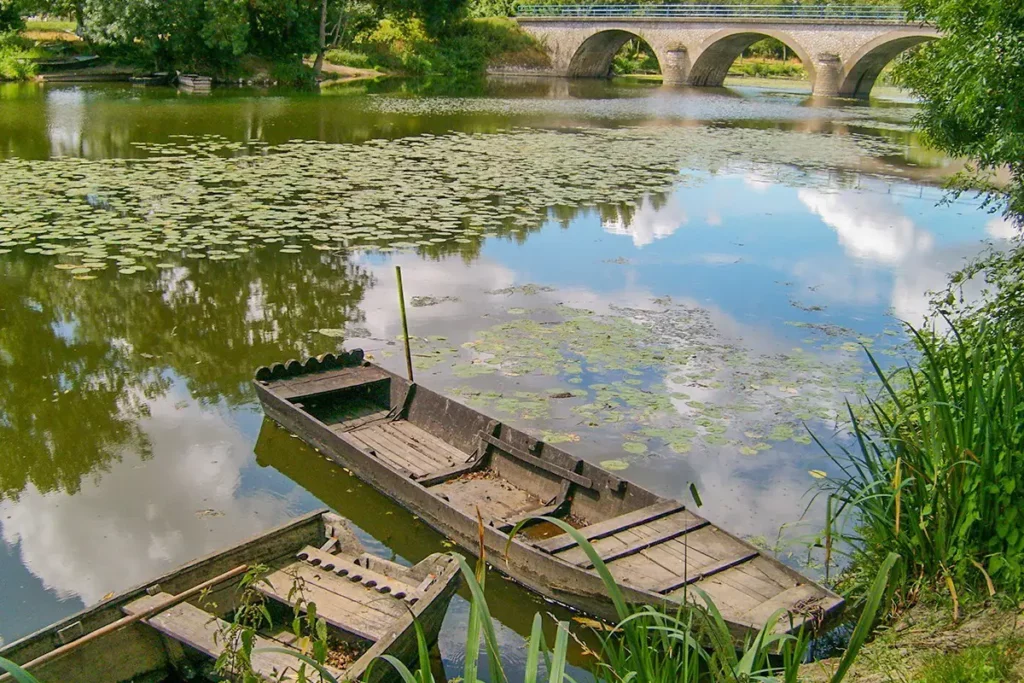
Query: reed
814,318,1024,608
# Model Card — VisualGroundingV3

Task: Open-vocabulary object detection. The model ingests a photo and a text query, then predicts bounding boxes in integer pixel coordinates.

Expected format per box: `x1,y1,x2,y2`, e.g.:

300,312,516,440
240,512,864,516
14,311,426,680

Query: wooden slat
355,425,443,473
577,520,710,569
258,564,398,641
535,501,687,554
387,421,469,463
125,594,341,681
417,459,483,487
740,583,824,628
273,367,388,400
334,409,390,432
297,546,417,600
348,430,430,477
479,433,593,490
652,551,759,594
375,424,458,472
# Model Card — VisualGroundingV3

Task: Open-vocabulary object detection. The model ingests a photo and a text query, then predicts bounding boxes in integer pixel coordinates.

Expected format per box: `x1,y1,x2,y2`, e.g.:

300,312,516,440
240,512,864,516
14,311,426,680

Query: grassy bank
325,17,548,78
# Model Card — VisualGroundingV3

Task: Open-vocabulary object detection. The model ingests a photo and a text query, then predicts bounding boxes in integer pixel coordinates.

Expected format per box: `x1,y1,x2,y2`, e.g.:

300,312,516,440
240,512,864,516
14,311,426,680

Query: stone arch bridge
514,5,938,98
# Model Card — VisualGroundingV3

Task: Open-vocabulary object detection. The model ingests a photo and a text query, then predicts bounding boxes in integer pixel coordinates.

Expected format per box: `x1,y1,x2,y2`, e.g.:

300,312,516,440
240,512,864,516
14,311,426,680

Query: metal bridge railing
515,4,908,22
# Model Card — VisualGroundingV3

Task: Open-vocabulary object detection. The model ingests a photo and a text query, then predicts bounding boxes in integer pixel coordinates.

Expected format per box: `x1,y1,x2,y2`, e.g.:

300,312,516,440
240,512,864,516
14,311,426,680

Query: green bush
612,38,659,75
729,58,807,79
0,31,34,80
325,48,372,69
817,318,1024,608
353,16,546,76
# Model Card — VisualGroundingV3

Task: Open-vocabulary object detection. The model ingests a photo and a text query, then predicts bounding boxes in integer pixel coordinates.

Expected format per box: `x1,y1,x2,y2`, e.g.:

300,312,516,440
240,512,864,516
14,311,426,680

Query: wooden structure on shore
255,351,845,641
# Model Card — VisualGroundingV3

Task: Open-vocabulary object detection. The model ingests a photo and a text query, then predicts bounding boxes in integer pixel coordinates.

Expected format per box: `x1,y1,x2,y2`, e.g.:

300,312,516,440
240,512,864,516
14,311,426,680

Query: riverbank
804,601,1024,681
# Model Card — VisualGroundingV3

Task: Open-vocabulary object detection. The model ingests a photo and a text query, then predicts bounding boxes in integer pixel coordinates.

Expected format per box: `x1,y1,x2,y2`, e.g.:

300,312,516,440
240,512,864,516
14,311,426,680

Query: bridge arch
838,31,936,98
566,29,662,78
688,29,814,87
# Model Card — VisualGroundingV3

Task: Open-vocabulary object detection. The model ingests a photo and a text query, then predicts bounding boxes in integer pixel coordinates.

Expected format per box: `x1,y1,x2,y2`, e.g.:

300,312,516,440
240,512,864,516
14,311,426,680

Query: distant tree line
2,0,471,74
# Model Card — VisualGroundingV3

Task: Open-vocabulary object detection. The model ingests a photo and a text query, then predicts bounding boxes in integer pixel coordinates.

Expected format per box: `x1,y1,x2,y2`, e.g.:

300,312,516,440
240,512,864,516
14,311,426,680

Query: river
0,76,1010,676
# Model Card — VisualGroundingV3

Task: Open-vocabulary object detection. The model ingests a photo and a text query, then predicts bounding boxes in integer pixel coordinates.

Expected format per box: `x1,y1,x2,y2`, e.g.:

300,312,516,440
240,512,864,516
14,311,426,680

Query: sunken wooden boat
254,351,845,641
0,510,459,683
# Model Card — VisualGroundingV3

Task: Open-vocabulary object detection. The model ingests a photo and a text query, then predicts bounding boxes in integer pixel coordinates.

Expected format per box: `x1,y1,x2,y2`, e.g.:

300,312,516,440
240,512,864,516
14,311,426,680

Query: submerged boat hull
0,510,459,683
254,352,844,642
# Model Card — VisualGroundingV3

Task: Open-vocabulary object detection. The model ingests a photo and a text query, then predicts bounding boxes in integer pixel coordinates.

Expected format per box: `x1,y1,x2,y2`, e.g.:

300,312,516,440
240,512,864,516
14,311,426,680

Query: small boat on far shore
177,73,213,92
0,510,459,683
254,351,845,643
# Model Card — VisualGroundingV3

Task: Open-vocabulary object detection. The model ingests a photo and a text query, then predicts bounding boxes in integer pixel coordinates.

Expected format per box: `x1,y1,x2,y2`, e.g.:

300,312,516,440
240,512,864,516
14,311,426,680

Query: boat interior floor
430,471,545,527
339,414,468,479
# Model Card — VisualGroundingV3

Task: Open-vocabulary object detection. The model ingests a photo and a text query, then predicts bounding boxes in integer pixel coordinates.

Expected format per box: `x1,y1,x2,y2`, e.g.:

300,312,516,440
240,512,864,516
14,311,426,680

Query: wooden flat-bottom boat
177,73,212,92
255,351,845,642
0,510,459,683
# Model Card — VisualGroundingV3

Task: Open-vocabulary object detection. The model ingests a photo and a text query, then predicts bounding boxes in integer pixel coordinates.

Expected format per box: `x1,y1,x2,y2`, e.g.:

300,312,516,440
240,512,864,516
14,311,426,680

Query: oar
3,564,249,678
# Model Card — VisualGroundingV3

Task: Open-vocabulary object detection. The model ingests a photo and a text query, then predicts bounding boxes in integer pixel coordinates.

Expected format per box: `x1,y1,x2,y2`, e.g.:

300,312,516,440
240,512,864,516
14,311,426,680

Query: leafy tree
894,0,1024,222
0,0,23,32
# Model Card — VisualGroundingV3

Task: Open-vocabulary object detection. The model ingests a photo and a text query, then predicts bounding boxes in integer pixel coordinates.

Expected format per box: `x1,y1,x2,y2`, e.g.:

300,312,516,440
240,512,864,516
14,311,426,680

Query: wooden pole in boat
3,564,249,678
395,265,414,383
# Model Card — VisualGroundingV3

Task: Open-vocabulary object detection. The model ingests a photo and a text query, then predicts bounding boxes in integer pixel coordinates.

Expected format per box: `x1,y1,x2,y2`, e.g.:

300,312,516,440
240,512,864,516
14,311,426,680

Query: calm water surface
0,77,1011,673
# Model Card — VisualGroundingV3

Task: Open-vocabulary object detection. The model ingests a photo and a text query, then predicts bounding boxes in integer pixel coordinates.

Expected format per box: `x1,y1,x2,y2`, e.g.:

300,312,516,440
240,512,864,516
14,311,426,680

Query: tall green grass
815,319,1024,609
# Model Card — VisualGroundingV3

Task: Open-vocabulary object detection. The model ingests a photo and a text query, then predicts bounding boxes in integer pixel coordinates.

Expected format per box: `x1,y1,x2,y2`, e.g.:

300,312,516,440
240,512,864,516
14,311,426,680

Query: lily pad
600,459,630,471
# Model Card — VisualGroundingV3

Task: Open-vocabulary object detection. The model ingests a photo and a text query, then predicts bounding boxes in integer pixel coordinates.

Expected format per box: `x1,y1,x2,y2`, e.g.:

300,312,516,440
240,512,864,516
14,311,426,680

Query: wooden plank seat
124,594,344,681
272,366,389,401
256,547,419,642
296,547,420,602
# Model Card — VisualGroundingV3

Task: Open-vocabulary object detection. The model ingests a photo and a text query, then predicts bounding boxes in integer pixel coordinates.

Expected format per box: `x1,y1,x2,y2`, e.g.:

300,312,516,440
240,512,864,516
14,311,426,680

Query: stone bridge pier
516,17,938,98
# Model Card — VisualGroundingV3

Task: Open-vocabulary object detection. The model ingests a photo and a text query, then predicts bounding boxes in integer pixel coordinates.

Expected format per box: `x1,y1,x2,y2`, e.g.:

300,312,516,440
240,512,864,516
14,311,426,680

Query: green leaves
894,0,1024,220
814,317,1024,604
0,657,43,683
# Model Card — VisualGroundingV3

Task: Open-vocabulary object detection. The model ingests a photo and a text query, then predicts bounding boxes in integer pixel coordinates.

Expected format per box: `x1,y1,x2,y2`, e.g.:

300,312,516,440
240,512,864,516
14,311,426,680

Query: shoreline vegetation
4,0,1024,680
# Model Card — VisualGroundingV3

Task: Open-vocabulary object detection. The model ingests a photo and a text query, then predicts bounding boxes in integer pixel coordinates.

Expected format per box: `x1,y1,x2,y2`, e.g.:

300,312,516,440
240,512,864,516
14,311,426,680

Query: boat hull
254,354,845,641
0,510,458,683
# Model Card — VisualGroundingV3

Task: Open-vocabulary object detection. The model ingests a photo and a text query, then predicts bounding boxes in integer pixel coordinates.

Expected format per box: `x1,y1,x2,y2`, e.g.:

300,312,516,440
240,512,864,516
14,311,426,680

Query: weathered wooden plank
479,432,593,489
333,410,391,432
652,551,759,594
387,421,469,464
648,538,776,602
374,426,457,474
416,459,483,487
273,367,388,401
258,565,397,641
125,594,337,681
356,425,444,473
432,477,540,521
297,547,417,600
740,583,824,628
348,430,431,477
535,500,687,554
577,519,710,569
